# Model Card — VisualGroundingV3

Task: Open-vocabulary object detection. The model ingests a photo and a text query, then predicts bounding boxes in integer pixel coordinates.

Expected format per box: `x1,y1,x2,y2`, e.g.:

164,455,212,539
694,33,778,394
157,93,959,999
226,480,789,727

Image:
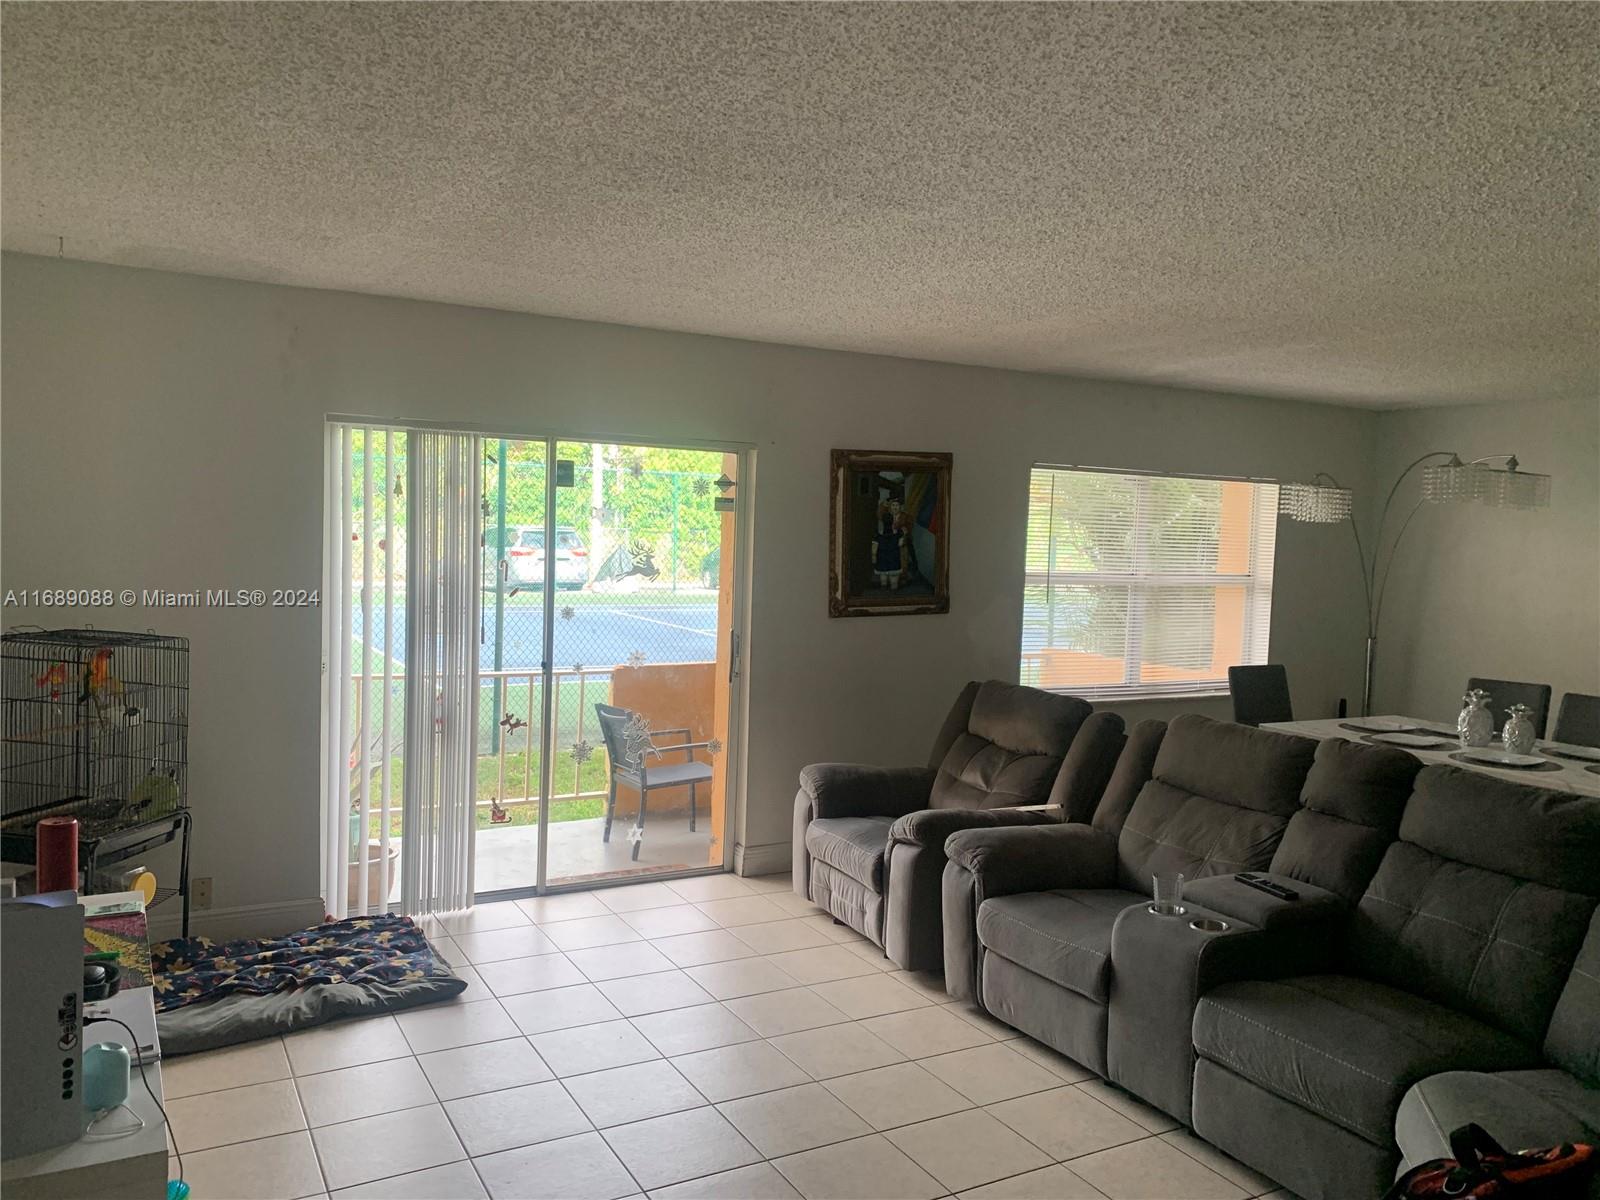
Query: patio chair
595,703,715,861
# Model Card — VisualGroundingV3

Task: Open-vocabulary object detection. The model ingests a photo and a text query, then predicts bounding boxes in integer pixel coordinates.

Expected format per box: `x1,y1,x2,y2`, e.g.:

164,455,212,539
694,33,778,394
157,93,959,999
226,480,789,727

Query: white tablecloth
1263,715,1600,798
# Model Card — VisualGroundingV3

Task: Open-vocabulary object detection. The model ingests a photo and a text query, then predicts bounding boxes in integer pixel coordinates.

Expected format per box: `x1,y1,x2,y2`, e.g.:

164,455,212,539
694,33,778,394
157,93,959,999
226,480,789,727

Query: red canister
35,816,80,894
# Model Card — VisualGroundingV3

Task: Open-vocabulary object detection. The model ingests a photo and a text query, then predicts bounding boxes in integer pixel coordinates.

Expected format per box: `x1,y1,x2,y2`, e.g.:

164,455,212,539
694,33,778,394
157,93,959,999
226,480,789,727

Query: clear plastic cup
1150,873,1187,916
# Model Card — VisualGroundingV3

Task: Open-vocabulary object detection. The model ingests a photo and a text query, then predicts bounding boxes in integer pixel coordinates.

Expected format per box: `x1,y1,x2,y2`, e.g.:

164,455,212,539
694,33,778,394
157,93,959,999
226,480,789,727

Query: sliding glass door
328,424,744,914
534,441,739,889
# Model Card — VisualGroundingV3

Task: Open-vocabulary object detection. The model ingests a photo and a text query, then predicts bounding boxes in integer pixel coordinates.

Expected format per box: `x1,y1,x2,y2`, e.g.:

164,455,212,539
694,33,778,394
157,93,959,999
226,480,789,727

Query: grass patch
357,747,614,838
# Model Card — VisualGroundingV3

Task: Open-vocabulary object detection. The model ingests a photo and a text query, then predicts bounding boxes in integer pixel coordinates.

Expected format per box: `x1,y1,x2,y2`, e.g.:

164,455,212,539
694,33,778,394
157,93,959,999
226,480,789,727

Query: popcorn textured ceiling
3,2,1595,408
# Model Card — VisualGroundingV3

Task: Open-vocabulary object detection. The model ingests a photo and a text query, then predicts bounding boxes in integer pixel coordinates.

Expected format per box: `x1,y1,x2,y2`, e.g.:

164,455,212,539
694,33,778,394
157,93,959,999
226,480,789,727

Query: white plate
1459,748,1547,768
1371,732,1451,748
1541,742,1600,763
1353,717,1418,732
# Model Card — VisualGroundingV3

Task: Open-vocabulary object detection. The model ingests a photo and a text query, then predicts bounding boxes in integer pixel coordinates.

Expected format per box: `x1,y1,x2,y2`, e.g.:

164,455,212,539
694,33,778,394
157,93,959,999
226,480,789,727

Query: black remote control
1236,872,1299,901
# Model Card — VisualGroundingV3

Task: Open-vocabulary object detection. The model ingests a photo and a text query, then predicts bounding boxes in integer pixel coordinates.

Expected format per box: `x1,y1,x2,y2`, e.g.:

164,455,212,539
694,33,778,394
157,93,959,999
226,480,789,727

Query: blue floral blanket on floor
152,914,458,1014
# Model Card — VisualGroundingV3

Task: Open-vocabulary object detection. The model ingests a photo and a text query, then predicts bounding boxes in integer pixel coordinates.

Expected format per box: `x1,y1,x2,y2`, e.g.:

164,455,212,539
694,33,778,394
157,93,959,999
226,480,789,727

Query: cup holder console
1189,917,1231,934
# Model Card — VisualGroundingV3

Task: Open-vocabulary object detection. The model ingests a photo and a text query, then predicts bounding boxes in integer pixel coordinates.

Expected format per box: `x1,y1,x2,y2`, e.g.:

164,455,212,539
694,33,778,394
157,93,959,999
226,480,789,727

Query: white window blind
1021,467,1279,701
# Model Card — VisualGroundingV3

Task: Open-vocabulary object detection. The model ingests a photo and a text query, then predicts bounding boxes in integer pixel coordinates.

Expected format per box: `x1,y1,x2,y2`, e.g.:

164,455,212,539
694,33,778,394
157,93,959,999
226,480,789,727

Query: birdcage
2,628,189,837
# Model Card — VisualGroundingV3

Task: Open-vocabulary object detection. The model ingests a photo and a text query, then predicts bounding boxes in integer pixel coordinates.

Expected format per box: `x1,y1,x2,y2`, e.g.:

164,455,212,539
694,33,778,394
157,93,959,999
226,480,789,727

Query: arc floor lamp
1279,453,1552,717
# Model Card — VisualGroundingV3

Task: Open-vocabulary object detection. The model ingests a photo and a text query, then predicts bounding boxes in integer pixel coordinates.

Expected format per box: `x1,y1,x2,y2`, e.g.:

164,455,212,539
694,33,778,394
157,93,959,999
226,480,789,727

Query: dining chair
1228,664,1293,727
1465,677,1552,738
1552,692,1600,748
594,703,715,861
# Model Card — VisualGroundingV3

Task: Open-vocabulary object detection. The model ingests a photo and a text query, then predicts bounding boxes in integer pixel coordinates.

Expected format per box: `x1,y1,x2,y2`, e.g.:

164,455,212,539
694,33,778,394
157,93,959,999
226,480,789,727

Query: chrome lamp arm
1287,451,1543,718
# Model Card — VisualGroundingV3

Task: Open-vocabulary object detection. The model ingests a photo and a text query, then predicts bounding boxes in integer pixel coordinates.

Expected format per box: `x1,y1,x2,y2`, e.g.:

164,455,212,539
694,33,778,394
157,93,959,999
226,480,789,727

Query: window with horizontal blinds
1021,466,1279,701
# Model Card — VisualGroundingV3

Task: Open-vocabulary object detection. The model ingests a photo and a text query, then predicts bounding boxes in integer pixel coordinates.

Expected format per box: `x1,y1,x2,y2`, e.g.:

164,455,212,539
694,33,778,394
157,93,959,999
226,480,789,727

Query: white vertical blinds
323,424,480,919
321,424,355,919
1021,467,1279,700
401,430,483,915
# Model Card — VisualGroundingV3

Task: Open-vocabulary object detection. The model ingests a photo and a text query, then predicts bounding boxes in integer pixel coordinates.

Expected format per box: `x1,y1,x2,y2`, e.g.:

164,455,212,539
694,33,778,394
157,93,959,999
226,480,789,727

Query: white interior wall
2,253,1379,927
1370,398,1600,725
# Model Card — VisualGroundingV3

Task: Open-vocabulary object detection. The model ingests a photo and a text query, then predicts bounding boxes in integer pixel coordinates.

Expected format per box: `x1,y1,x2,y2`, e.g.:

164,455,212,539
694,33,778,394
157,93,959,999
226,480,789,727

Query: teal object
167,1181,191,1200
82,1042,131,1112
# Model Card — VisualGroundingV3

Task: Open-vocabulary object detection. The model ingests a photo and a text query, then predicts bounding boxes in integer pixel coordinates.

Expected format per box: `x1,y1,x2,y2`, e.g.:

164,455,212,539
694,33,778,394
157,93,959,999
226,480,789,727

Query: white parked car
497,526,588,589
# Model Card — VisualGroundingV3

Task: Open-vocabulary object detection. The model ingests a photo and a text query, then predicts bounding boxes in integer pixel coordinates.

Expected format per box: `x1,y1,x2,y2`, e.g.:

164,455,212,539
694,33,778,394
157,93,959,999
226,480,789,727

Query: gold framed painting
828,449,951,617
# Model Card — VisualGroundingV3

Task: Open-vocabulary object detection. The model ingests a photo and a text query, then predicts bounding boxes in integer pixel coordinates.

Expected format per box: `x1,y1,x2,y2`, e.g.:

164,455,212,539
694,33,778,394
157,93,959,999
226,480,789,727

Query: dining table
1263,715,1600,798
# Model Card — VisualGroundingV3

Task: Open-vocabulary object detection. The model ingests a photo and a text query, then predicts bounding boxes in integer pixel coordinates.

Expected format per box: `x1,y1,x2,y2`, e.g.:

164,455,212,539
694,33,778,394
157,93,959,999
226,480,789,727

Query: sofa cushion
1349,842,1600,1045
1194,974,1541,1147
929,682,1090,810
976,888,1141,1003
1114,715,1316,891
1547,908,1600,1087
1400,767,1600,895
966,681,1091,757
1148,714,1317,813
1270,736,1418,902
1089,719,1166,838
1396,1070,1600,1177
805,816,894,891
1045,711,1127,823
932,734,1063,810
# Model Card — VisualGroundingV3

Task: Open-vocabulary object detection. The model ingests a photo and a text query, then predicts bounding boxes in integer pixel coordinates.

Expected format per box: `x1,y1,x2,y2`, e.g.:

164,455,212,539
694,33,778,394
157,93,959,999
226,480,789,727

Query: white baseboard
148,896,326,943
734,841,791,877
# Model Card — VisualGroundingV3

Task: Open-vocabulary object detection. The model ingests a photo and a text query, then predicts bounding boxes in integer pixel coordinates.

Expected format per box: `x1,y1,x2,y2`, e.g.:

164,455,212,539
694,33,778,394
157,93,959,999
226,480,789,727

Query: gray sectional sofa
792,679,1125,970
1393,908,1599,1189
1192,765,1600,1198
942,714,1331,1078
931,712,1599,1200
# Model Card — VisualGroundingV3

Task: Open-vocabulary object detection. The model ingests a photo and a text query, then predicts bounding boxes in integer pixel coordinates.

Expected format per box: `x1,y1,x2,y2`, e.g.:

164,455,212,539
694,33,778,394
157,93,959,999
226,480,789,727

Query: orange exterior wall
608,661,715,820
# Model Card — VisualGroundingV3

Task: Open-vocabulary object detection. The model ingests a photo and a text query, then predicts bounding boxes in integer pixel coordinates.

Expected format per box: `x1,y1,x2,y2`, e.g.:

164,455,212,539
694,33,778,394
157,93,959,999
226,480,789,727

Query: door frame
329,414,755,898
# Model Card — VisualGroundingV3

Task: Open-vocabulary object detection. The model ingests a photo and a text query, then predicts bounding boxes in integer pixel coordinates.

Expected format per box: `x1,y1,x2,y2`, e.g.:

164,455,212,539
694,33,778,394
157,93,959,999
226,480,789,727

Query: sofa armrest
940,824,1118,1004
1180,873,1346,931
944,823,1118,894
879,805,1063,973
888,805,1062,849
799,763,937,820
1105,890,1346,1123
794,764,936,904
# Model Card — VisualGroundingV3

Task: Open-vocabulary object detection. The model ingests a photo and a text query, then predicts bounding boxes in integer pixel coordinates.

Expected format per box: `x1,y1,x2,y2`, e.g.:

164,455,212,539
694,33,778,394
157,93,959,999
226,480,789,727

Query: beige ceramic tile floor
161,872,1304,1200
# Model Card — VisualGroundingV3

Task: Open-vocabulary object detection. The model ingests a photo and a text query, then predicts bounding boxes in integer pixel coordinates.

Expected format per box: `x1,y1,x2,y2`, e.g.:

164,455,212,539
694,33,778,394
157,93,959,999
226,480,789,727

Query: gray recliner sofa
1395,904,1600,1199
1105,732,1423,1124
792,679,1125,970
1190,767,1600,1200
939,714,1323,1075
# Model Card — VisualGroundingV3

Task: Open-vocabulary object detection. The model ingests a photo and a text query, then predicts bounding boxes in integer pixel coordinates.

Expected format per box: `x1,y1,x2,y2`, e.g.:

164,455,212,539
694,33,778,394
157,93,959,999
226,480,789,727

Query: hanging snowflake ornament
626,650,647,668
628,458,645,479
559,606,575,621
590,505,615,526
571,739,594,765
623,711,654,761
707,738,724,755
692,478,712,498
626,825,645,845
570,663,584,675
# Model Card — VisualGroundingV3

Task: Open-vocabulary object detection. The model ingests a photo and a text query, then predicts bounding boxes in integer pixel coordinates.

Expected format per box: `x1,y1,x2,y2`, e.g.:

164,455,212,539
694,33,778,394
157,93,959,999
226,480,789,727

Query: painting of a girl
830,450,951,617
873,496,913,588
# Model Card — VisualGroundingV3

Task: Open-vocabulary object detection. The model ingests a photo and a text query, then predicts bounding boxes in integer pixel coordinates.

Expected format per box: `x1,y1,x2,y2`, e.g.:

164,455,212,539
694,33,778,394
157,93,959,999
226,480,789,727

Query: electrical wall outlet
192,877,213,909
